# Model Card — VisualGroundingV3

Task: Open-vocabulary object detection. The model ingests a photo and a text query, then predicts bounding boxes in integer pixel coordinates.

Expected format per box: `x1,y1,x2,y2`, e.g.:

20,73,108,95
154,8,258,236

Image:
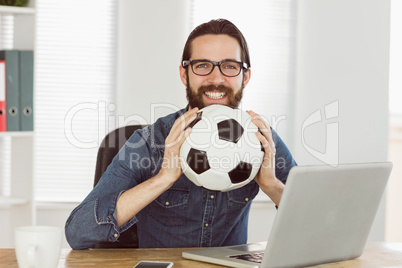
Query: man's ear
180,65,188,86
243,69,251,88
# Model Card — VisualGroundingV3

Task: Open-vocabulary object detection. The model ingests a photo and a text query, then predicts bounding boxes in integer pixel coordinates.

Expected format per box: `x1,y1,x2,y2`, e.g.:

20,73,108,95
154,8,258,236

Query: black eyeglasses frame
182,59,249,77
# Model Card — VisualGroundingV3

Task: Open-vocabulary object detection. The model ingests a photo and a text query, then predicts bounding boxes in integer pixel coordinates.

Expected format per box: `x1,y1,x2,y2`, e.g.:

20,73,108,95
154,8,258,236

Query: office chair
92,125,146,248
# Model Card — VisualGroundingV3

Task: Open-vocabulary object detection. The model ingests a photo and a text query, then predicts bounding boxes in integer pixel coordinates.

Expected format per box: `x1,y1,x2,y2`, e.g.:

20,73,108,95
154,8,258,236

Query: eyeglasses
182,59,248,77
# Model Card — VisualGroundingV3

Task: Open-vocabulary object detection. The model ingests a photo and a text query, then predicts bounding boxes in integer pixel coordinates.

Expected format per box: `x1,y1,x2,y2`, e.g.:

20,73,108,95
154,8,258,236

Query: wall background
115,0,189,124
292,0,390,240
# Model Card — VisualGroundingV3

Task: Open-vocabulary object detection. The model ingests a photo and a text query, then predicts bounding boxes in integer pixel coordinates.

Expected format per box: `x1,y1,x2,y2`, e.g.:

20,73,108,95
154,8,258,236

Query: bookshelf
0,196,28,206
0,1,36,247
0,5,35,15
0,131,33,137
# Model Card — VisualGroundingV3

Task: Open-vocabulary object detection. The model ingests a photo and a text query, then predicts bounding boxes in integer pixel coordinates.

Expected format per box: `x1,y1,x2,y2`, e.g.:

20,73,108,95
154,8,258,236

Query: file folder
19,51,34,131
0,50,20,131
0,60,5,132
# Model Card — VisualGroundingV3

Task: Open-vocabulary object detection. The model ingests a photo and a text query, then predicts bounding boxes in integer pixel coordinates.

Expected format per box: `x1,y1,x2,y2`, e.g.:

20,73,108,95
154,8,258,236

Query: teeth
205,91,226,99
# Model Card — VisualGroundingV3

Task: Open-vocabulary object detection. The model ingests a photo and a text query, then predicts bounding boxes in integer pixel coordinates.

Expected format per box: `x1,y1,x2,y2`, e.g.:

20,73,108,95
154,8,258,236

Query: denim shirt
65,107,297,249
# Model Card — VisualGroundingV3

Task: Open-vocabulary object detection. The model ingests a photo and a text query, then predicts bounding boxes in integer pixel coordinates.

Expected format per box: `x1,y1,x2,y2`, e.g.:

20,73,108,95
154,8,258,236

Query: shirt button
165,201,170,206
98,217,102,222
245,198,249,202
114,233,118,238
210,195,215,199
107,216,111,221
205,223,209,227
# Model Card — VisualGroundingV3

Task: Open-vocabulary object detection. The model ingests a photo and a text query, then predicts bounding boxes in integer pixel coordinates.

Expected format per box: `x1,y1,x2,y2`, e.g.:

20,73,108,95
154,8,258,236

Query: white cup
15,226,62,268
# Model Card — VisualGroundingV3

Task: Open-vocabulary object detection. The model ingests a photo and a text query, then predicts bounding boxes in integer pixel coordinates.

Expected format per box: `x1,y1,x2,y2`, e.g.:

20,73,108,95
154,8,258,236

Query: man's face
180,34,251,109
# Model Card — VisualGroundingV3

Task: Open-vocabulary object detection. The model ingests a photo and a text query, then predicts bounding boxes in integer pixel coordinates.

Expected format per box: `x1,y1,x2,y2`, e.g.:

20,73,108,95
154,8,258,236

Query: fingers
166,107,199,148
247,110,276,155
256,131,275,155
177,107,199,137
174,107,199,130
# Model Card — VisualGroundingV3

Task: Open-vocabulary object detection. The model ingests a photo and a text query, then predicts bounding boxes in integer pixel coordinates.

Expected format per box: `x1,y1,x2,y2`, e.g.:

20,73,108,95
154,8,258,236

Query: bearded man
65,19,297,249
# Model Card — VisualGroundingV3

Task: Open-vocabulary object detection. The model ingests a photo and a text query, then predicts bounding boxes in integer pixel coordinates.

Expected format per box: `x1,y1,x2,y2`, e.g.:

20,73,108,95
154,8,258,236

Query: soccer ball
180,104,264,191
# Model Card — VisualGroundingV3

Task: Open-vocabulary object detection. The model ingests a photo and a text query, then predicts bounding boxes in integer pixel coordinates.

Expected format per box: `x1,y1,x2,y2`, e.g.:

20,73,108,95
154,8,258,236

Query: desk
1,242,402,267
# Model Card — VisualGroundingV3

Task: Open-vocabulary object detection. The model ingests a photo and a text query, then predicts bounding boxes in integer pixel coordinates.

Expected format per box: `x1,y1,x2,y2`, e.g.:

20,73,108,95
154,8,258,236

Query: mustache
199,85,232,93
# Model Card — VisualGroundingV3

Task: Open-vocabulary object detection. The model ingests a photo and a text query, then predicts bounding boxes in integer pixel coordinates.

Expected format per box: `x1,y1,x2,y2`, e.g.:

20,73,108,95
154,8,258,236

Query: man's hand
159,107,199,183
247,110,284,206
116,107,198,227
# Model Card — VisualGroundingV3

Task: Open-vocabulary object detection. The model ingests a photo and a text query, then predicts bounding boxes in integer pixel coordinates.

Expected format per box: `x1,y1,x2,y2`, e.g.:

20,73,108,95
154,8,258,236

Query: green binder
19,50,34,131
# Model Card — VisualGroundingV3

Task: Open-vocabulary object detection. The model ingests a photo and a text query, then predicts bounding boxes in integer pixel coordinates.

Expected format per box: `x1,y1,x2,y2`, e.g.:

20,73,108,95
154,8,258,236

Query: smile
204,91,226,99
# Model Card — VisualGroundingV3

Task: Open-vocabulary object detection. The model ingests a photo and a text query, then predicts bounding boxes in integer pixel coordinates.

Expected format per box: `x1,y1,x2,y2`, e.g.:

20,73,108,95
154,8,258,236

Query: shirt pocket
225,182,259,226
147,188,190,227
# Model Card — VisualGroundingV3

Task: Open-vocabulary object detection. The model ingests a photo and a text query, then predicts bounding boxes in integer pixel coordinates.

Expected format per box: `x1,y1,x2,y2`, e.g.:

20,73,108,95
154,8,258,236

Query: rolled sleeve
95,190,138,235
65,191,140,249
94,192,120,242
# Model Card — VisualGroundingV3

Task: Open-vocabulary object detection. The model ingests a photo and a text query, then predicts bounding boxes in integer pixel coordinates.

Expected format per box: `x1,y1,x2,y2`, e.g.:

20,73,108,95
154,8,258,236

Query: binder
0,60,5,132
0,50,20,131
19,51,34,131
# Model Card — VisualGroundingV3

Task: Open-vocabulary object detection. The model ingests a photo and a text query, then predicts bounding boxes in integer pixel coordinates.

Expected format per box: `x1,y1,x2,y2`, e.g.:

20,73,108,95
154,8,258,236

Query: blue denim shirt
65,107,297,249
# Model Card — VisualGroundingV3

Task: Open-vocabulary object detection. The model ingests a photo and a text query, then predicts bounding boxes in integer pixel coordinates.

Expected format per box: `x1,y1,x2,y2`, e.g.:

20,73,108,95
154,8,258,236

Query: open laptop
182,162,393,268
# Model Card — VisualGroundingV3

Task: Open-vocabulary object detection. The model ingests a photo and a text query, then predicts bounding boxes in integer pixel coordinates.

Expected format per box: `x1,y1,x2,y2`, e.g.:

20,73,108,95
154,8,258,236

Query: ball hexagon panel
187,148,210,174
228,161,253,183
217,119,244,143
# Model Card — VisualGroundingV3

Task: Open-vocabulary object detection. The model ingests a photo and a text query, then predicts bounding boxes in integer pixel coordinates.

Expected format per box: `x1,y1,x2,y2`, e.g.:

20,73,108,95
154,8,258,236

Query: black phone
133,261,174,268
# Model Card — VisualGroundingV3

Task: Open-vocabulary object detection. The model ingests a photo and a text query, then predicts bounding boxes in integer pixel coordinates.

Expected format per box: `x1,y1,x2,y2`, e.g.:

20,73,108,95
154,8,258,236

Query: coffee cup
15,226,62,268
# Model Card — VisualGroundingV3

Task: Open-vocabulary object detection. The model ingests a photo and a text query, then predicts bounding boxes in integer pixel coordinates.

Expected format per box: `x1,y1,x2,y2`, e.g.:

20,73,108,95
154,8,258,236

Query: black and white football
180,104,264,191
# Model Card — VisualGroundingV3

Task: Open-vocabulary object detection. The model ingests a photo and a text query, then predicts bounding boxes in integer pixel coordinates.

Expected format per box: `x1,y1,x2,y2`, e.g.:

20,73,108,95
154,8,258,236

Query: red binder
0,60,6,132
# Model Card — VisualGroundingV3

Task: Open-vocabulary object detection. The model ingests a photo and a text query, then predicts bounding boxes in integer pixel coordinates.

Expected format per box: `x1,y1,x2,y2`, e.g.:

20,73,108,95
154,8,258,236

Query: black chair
92,125,146,248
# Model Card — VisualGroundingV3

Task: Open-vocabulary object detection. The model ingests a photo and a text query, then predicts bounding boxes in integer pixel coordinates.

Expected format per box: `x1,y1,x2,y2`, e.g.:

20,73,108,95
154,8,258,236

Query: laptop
182,162,393,268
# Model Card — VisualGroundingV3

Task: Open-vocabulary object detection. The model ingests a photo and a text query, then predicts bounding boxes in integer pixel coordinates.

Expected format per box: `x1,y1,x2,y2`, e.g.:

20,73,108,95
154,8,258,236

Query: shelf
0,131,34,138
0,0,36,249
0,5,35,15
0,196,28,206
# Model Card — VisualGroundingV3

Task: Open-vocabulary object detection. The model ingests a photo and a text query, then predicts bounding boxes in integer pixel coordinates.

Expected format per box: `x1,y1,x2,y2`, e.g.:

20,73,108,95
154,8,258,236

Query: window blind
191,0,296,200
34,0,116,202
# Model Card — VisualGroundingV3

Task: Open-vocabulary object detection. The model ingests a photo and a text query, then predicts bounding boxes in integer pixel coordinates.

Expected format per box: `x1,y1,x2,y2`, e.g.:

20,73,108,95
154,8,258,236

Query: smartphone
133,261,174,268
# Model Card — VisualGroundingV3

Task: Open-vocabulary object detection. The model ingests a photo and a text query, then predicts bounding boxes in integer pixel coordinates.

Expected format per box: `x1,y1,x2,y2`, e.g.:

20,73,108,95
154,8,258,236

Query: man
65,19,296,249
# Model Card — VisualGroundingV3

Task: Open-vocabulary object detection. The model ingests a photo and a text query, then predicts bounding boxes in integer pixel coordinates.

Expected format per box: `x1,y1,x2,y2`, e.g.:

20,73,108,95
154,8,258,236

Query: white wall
116,0,189,124
293,0,390,240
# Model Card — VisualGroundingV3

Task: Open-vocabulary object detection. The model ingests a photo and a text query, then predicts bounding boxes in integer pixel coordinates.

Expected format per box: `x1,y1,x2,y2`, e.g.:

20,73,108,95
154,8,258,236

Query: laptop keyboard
229,252,264,263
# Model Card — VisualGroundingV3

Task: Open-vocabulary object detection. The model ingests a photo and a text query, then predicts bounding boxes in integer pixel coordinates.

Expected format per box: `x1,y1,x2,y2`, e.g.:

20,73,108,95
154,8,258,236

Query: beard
185,77,244,110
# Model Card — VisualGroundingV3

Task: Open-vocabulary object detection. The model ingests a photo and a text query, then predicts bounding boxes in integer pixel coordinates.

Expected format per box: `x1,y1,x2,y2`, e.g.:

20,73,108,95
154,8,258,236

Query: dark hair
181,19,251,70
